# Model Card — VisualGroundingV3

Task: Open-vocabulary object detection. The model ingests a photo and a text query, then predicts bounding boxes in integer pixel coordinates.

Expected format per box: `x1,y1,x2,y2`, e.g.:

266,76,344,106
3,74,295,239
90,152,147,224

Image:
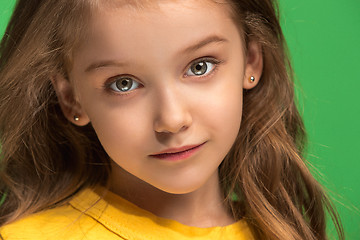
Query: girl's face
59,0,261,194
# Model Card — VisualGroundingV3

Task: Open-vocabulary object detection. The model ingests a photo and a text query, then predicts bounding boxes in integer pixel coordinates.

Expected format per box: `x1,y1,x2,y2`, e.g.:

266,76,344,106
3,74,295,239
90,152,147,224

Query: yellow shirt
0,187,254,239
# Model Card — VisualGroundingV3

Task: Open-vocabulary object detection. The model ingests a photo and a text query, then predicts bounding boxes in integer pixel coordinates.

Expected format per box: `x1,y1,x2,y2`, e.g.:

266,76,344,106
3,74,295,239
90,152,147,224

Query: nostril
179,125,188,132
154,123,189,134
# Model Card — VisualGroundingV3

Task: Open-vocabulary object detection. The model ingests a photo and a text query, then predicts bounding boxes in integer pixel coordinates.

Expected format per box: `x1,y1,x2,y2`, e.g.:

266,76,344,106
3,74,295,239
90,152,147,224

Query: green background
279,1,360,238
1,0,359,238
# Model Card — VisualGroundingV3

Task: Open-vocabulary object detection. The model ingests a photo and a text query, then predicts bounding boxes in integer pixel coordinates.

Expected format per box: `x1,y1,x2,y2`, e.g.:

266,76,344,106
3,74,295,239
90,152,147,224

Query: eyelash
104,57,222,95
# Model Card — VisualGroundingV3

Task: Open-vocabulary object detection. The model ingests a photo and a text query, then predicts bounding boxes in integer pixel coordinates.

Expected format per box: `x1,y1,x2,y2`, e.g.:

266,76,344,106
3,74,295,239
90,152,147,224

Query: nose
153,87,192,134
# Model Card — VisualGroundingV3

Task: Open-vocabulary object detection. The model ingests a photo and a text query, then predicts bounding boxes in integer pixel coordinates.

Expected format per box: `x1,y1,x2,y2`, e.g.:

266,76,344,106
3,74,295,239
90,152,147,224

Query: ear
243,41,263,89
51,74,90,126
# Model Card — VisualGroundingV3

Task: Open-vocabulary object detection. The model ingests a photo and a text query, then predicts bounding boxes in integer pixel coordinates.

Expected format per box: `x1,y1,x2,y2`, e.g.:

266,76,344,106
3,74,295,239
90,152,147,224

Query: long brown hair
0,0,343,239
220,1,344,239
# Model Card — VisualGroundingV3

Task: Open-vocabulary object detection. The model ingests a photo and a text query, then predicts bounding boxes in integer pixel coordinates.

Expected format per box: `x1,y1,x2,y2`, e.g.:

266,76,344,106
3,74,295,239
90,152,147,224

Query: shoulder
0,187,256,240
0,204,115,240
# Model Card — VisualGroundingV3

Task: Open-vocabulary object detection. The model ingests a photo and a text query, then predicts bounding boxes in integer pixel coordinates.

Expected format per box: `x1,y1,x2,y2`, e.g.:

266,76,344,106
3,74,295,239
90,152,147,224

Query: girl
0,0,344,239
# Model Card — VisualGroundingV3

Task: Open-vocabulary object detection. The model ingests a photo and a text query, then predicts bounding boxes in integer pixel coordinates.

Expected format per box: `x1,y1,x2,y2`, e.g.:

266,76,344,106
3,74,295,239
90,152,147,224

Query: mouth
149,142,206,161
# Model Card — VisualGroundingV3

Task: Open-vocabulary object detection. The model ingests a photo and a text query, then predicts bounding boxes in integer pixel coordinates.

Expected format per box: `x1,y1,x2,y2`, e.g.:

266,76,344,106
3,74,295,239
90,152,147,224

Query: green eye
109,77,140,92
116,78,133,91
191,61,208,75
187,60,215,76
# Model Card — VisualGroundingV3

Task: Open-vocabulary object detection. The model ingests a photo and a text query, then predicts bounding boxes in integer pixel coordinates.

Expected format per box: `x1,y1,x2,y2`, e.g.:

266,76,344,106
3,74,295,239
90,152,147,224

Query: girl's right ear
51,74,90,126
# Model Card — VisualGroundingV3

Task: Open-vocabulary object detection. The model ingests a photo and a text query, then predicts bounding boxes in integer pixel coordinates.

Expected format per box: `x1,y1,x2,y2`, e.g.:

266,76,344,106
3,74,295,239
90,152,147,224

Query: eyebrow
85,60,128,73
85,35,228,73
179,35,229,55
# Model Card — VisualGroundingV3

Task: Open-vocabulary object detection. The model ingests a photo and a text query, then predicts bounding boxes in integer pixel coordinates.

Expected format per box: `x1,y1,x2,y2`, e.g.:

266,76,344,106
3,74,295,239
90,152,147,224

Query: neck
109,163,235,228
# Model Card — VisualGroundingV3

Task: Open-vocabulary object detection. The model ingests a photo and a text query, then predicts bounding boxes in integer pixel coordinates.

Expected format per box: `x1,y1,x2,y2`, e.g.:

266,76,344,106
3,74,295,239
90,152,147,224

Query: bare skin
111,162,234,227
53,0,263,228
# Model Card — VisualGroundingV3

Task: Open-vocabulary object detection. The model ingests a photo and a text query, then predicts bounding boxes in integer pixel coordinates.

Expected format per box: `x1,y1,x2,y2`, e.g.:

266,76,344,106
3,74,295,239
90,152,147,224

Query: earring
249,76,255,83
74,116,80,121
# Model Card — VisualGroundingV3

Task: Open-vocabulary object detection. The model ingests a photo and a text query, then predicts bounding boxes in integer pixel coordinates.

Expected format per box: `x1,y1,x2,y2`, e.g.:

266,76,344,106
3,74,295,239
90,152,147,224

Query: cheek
197,65,244,135
207,84,243,140
202,67,244,153
79,93,153,160
73,78,148,142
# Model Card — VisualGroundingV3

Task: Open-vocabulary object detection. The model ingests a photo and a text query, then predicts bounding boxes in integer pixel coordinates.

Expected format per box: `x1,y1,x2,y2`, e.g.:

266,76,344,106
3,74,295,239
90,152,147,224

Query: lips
149,142,206,161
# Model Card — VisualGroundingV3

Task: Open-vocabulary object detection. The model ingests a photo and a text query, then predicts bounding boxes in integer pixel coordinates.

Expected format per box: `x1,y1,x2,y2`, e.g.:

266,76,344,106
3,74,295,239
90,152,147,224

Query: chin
150,179,207,195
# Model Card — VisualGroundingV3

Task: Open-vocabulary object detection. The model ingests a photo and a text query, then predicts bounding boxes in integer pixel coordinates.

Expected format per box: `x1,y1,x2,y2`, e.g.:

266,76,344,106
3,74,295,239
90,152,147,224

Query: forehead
86,0,237,40
94,0,230,10
88,0,236,26
72,0,243,70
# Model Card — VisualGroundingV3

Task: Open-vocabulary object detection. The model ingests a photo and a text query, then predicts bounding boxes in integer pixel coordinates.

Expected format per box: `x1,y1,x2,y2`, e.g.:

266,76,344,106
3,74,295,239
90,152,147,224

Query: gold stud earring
249,76,255,83
74,116,80,121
